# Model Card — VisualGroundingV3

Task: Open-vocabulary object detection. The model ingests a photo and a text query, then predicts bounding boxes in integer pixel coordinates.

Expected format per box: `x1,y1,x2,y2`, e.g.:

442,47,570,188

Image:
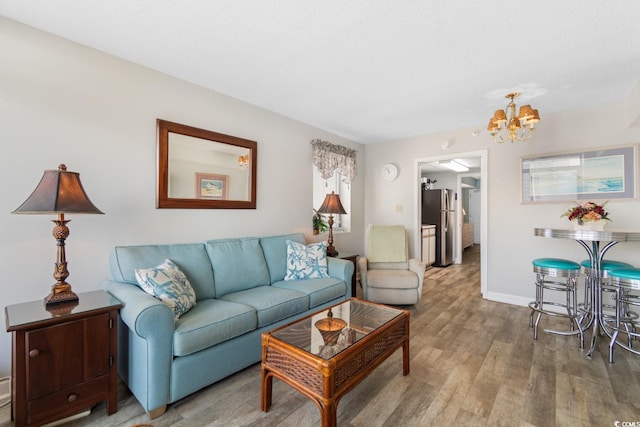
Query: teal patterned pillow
135,259,196,319
284,240,330,280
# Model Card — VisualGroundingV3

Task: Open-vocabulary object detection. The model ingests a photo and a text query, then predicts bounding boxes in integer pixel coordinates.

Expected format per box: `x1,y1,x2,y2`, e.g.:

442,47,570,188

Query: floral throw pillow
284,240,330,281
135,259,196,320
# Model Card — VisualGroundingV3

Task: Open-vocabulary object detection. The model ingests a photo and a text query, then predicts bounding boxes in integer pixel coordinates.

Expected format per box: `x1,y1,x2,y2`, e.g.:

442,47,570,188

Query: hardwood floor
2,244,639,426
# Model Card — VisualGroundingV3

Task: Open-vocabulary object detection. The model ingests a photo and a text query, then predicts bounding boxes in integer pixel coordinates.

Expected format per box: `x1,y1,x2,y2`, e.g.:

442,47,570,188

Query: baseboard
484,291,531,308
0,376,10,402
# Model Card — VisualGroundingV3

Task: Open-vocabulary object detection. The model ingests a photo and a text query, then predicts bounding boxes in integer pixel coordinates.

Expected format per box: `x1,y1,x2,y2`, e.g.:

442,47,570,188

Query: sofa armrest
101,280,174,414
327,257,355,296
102,281,174,337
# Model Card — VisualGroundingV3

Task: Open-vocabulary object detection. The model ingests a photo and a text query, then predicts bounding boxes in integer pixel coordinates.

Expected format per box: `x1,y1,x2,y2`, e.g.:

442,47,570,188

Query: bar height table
534,228,640,358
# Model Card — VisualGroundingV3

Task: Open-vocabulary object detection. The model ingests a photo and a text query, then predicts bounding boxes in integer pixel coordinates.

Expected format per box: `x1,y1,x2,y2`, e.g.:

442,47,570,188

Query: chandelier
487,92,540,143
238,155,249,171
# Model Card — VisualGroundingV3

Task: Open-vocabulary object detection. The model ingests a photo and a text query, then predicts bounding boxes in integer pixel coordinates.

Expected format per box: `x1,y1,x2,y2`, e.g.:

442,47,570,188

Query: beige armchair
358,224,426,305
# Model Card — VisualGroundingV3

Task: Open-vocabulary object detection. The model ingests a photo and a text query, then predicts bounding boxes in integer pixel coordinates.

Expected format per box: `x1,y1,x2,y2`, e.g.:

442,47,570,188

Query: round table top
534,227,640,242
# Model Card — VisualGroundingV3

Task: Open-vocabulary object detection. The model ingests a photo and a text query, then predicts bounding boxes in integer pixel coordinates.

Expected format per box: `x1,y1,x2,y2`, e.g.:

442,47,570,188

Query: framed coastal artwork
196,173,229,200
521,145,637,203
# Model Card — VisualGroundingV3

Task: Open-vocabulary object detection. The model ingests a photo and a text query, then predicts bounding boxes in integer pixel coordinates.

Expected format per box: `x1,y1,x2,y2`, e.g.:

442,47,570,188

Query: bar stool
579,259,633,325
529,258,583,347
607,267,640,363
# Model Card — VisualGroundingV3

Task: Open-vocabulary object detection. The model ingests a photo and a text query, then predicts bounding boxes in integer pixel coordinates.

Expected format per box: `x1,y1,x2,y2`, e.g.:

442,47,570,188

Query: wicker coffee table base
261,308,409,427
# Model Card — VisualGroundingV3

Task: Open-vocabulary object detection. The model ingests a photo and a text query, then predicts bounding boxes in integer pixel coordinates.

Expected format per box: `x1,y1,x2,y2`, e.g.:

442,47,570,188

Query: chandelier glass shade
487,92,540,143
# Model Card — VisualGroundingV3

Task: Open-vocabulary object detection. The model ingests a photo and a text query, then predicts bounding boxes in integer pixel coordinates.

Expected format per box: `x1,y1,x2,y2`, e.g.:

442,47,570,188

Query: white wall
365,98,640,306
0,18,365,376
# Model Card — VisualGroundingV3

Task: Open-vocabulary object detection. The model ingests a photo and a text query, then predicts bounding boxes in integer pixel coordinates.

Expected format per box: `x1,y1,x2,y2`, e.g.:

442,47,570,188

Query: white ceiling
2,1,640,144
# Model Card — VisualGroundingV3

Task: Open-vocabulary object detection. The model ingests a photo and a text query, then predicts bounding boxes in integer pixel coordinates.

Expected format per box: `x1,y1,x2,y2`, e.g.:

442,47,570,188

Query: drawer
27,375,109,424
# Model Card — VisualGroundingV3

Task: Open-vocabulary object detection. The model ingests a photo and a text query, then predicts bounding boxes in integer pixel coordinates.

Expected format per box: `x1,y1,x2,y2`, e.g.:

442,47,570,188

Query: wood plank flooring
2,244,639,426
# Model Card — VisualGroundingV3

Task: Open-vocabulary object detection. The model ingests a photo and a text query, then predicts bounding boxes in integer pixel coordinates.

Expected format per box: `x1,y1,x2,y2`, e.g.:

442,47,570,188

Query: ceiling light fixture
487,92,540,143
238,154,249,171
439,160,469,172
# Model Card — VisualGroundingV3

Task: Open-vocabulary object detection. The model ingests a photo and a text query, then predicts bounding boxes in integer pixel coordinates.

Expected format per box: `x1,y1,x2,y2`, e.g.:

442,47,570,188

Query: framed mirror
157,119,257,209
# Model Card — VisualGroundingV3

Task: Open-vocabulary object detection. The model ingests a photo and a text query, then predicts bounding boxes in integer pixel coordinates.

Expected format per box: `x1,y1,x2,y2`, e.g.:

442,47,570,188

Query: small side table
332,252,359,297
5,290,122,426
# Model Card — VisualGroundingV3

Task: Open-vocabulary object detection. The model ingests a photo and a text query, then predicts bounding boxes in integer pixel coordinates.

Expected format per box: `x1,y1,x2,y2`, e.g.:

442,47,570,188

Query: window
310,138,356,234
313,168,351,232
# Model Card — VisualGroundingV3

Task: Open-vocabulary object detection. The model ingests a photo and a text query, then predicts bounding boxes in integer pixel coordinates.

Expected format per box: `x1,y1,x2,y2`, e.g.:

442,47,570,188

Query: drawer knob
67,393,77,403
29,349,39,357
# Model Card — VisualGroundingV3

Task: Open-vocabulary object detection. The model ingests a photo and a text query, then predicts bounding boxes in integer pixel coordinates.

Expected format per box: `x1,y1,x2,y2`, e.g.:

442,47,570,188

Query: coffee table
261,298,410,427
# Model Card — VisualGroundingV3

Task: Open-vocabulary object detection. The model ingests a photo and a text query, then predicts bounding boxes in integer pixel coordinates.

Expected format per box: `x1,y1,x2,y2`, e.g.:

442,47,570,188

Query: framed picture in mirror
196,173,228,200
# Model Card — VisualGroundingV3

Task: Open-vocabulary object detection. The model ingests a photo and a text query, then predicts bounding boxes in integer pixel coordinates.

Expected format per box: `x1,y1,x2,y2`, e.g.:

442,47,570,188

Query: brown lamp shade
317,191,347,215
13,164,104,215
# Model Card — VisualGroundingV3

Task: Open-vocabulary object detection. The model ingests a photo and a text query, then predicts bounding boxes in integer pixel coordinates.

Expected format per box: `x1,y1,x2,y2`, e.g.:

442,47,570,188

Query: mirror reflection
157,119,257,209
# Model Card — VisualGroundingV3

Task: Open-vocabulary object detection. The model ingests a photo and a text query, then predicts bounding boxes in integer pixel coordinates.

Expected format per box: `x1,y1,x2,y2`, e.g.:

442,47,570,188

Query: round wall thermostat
381,163,398,181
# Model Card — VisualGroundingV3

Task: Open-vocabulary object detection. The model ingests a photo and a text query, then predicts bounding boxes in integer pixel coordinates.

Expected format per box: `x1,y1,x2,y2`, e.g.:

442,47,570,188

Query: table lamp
12,164,104,306
317,191,347,257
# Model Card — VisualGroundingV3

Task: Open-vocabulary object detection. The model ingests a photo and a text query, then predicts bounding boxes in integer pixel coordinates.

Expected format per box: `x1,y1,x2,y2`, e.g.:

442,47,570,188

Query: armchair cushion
366,225,407,262
365,269,419,289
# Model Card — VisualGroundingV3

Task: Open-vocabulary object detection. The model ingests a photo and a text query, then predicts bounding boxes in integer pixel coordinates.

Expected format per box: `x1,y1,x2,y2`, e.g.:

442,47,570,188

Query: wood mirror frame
157,119,257,209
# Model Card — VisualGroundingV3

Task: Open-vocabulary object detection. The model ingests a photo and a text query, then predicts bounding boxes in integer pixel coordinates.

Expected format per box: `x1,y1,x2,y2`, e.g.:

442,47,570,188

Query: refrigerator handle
444,191,449,231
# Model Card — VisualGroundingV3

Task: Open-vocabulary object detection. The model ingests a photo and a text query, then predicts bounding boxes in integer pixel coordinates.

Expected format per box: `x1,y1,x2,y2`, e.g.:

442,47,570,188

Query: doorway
414,149,488,296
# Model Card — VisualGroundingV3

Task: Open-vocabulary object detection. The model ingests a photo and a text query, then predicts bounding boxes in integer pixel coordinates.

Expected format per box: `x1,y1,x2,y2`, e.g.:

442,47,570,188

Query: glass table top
269,298,403,360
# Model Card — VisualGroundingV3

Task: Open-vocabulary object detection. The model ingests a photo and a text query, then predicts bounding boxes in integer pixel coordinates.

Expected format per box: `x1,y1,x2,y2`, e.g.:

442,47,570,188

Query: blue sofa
102,233,353,418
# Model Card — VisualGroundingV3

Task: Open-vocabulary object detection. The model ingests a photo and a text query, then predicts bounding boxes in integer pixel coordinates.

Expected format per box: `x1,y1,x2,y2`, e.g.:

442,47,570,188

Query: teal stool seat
609,268,640,283
529,258,583,347
581,259,632,276
533,258,580,270
607,268,640,363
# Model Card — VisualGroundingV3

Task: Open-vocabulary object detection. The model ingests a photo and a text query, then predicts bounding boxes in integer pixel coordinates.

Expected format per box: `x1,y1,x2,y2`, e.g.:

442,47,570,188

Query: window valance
311,139,357,183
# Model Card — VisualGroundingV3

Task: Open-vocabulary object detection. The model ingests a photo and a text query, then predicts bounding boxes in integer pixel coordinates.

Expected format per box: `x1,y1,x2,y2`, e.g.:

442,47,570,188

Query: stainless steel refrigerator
422,188,455,267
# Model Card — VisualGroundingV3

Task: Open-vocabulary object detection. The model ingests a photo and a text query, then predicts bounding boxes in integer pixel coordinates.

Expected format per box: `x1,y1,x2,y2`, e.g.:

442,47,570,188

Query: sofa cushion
284,240,330,280
205,238,270,298
135,259,196,319
272,277,347,308
260,233,306,283
173,299,257,357
110,243,215,300
220,286,309,328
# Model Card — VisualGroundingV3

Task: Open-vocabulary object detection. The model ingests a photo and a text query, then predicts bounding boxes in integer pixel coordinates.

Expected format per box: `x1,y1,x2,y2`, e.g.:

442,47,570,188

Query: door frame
414,149,488,297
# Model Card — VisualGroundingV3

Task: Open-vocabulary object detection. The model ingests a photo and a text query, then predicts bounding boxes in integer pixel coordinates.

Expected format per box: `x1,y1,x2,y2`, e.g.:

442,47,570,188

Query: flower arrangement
562,201,610,225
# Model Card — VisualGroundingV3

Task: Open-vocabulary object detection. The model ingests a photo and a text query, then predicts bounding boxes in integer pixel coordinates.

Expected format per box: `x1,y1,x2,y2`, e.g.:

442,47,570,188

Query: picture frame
196,173,229,200
521,145,637,203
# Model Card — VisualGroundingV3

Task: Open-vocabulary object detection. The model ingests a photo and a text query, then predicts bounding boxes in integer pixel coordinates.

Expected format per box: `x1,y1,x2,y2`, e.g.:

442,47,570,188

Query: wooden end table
5,290,122,426
261,298,409,427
